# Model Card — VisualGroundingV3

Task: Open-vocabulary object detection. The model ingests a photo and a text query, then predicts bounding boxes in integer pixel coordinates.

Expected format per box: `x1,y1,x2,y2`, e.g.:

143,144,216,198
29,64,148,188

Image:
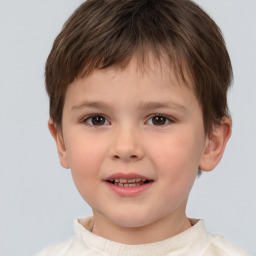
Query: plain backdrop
0,1,255,255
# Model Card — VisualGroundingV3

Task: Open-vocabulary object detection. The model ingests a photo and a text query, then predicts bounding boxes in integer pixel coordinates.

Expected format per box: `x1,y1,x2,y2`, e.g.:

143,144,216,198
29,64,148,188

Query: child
37,0,250,255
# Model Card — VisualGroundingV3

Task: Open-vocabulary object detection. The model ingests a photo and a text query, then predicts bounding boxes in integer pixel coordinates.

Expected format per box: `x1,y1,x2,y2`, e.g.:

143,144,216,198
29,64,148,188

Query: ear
199,116,232,172
48,119,69,169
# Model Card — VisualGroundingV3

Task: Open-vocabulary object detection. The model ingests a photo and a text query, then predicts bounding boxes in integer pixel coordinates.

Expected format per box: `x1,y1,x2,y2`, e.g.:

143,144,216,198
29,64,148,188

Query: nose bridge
111,123,143,161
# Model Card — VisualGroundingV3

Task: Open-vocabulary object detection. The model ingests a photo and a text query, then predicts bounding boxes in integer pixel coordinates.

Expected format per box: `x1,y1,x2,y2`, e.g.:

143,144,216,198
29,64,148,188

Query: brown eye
91,116,105,125
151,116,167,125
86,115,109,126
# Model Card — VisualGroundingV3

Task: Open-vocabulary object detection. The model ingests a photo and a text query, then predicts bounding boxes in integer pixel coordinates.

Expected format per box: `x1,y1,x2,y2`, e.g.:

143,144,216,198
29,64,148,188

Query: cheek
149,132,202,179
65,133,107,181
66,137,105,203
150,137,199,207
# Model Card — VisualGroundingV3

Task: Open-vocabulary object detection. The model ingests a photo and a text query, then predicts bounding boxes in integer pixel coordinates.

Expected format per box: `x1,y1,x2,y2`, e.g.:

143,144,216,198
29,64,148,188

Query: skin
49,57,232,245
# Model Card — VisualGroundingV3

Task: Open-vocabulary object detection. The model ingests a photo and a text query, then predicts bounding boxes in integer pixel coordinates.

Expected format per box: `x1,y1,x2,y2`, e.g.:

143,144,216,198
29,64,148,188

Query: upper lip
105,172,153,181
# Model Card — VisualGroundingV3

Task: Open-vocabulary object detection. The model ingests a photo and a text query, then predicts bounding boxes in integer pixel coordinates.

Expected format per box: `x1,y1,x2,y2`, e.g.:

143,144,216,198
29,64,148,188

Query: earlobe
199,116,232,172
48,119,70,169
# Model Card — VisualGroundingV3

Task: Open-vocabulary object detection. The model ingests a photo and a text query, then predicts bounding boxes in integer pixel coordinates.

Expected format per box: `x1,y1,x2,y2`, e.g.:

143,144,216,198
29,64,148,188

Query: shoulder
35,237,78,256
205,233,251,256
35,217,96,256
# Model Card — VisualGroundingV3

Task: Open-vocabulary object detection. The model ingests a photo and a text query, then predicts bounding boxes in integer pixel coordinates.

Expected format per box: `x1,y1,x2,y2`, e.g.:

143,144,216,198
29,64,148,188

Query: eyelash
146,114,174,126
81,114,110,126
81,114,174,126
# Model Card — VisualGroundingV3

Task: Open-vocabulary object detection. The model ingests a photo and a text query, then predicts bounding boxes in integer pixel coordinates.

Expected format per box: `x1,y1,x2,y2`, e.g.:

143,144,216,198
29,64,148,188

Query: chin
108,210,157,228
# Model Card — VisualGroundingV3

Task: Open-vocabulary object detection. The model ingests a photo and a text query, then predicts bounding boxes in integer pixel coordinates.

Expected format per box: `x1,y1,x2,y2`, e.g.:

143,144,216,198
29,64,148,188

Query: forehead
65,55,197,113
79,52,193,91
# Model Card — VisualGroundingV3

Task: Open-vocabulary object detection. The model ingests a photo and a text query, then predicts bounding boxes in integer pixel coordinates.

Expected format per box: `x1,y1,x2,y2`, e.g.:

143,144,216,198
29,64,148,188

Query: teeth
109,178,147,182
114,182,143,187
109,177,150,187
118,178,145,183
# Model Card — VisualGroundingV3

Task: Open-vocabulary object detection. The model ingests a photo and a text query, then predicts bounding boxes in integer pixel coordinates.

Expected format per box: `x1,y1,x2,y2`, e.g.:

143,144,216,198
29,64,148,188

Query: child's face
57,57,210,231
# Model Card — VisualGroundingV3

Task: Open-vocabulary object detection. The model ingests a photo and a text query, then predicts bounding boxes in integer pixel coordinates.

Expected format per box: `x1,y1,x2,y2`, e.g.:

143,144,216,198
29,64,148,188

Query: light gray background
0,1,255,255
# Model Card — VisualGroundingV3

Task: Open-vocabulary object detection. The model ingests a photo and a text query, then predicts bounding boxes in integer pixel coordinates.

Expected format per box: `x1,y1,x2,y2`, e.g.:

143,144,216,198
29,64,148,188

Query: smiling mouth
107,178,152,187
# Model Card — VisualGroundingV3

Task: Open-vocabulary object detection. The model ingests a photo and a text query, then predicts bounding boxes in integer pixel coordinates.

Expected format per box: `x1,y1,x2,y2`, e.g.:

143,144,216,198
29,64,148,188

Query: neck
91,210,191,245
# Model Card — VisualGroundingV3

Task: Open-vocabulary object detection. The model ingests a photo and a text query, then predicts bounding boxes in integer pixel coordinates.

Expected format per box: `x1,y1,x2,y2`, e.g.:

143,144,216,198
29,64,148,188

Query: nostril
111,140,144,160
113,154,137,160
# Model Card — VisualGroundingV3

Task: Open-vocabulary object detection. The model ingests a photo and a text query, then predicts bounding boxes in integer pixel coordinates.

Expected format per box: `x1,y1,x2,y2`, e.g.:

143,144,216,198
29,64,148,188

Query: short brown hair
45,0,232,134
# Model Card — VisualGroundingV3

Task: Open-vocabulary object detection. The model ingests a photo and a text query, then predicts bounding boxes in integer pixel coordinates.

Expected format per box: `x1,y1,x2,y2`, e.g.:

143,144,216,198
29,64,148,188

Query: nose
110,126,144,161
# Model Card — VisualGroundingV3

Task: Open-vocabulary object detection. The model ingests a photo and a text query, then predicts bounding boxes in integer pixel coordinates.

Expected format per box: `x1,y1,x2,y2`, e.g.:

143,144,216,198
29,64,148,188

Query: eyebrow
71,100,187,111
137,101,186,111
71,101,111,110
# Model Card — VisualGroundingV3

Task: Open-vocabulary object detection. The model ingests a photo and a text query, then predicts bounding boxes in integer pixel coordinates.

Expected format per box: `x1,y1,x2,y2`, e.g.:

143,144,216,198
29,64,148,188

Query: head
45,0,233,135
45,0,232,241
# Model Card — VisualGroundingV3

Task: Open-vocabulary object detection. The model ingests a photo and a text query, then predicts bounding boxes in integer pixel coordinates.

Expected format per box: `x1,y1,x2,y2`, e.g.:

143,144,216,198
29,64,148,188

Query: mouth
107,178,152,187
105,174,154,196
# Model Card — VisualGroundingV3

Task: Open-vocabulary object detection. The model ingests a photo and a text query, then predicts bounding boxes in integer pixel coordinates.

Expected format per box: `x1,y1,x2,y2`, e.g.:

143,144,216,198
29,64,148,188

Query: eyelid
81,114,111,126
146,114,174,125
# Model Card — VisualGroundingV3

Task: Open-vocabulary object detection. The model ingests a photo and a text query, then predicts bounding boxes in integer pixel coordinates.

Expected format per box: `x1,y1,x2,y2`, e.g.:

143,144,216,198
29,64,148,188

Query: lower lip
105,181,153,197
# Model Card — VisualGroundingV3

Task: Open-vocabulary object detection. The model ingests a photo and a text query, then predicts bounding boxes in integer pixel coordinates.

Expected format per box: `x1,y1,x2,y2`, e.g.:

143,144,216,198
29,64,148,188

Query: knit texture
36,217,250,256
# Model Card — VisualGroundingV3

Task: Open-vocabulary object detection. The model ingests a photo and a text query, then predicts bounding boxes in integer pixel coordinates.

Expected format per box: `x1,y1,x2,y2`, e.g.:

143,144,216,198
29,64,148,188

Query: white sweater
36,217,250,256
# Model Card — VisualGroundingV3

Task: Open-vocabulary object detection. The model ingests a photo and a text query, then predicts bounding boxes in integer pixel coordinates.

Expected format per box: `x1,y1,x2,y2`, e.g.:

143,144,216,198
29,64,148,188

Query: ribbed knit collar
74,217,209,256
